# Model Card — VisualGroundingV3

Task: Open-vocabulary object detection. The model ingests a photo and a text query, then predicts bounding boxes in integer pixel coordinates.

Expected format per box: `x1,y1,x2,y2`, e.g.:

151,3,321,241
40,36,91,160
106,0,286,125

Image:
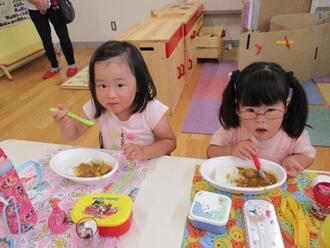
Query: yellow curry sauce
74,161,112,177
230,167,277,187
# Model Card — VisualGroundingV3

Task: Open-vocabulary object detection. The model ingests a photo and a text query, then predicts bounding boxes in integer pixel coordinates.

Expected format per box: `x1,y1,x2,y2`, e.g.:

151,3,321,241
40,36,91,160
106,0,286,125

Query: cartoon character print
21,223,33,232
59,178,76,188
287,183,298,193
5,218,19,234
232,240,244,248
304,172,316,181
34,222,48,241
268,187,282,197
246,206,265,222
293,191,309,202
280,183,288,191
84,200,118,219
187,222,206,238
5,203,21,218
228,226,244,242
183,168,323,248
213,236,233,248
226,219,236,230
234,209,243,222
0,237,10,248
235,219,244,228
286,177,297,184
186,242,203,248
192,181,209,198
47,237,68,248
199,233,218,248
279,220,294,235
128,188,139,201
270,196,281,208
231,199,244,209
70,187,89,198
192,172,202,184
0,175,17,190
12,184,24,199
304,186,313,199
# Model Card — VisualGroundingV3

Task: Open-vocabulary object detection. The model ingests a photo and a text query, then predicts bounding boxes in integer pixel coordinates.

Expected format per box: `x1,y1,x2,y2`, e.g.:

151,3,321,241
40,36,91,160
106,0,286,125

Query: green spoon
50,107,95,126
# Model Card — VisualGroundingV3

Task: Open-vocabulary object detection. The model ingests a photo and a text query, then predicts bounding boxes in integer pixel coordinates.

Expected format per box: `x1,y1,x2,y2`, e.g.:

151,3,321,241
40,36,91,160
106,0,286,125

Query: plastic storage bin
188,191,231,233
71,193,132,237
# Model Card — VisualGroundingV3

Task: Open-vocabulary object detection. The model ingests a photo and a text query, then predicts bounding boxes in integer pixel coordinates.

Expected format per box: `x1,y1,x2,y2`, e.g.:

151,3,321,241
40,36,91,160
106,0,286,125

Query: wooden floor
0,48,329,171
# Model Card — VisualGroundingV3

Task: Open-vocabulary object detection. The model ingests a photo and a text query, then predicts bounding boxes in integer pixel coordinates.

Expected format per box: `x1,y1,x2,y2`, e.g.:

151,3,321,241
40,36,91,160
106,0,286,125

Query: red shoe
43,69,59,79
67,67,78,77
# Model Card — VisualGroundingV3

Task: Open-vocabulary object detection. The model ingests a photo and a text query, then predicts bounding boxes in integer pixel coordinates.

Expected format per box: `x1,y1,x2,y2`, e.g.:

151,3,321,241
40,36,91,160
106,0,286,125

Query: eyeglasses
238,109,285,120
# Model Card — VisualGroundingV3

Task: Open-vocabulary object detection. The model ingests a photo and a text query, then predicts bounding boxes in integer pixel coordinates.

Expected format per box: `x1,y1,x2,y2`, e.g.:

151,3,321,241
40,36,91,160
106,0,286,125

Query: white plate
200,156,287,194
49,148,118,185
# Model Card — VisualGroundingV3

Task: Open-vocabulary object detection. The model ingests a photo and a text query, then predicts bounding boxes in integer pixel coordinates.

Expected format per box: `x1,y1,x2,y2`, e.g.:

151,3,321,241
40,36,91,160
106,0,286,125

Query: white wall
52,0,241,44
64,0,181,43
201,0,242,11
189,0,242,41
203,13,241,41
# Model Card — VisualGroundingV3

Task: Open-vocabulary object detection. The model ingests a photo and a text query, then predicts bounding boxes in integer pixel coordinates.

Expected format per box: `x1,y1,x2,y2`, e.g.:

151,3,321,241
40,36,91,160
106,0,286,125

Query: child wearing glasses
207,62,315,177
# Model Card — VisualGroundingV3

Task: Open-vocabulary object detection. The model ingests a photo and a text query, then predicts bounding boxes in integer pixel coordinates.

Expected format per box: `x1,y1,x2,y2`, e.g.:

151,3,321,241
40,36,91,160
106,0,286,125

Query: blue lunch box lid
188,191,232,226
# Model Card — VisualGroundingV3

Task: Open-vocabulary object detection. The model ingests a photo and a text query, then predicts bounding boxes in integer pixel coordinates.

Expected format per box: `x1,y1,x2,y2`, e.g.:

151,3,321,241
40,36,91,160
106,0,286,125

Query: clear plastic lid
243,199,284,248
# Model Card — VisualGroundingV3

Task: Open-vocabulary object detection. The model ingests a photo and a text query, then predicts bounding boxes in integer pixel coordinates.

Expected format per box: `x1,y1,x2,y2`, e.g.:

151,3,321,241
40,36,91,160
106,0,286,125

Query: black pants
29,8,75,68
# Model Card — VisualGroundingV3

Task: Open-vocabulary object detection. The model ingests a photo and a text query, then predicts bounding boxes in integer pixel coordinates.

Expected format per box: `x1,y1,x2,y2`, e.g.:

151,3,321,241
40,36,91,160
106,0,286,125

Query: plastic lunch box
243,199,284,248
188,191,231,233
71,193,132,237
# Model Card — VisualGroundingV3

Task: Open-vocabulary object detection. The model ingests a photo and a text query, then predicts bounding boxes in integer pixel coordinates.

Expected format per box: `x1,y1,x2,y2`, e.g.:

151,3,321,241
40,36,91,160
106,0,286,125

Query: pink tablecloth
0,148,149,247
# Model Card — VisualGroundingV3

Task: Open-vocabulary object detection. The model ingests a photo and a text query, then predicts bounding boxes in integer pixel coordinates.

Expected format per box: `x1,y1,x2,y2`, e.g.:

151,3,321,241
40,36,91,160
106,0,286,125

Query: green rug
307,107,330,146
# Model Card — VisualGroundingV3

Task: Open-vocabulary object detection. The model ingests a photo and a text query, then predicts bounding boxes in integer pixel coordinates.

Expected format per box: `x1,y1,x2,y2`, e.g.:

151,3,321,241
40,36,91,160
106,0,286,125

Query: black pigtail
219,71,240,128
283,73,308,138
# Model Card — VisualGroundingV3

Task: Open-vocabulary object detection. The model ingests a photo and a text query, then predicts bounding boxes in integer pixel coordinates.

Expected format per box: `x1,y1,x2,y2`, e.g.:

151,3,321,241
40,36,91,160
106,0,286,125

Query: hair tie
287,71,294,88
231,70,240,81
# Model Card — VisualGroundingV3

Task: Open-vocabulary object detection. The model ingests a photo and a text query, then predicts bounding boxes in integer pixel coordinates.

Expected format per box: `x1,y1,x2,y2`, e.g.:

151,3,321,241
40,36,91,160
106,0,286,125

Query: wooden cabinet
185,14,203,82
117,19,185,113
152,1,204,83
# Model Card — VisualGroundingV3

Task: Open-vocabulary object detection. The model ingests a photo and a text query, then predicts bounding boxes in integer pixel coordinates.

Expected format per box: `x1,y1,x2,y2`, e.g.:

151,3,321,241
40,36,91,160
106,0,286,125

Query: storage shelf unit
117,19,185,113
154,1,204,82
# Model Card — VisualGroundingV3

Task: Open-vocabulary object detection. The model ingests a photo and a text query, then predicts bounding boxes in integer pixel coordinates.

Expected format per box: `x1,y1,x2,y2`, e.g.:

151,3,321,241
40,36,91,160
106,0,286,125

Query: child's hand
122,143,146,160
231,140,256,160
51,105,75,127
282,156,305,177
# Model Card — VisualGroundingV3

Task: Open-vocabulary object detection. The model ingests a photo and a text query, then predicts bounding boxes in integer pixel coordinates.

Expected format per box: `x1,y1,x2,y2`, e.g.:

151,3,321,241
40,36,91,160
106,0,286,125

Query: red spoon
252,153,267,179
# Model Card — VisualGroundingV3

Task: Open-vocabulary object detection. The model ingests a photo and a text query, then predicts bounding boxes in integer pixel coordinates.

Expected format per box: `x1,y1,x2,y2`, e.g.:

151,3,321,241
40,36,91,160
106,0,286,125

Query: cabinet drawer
194,25,224,60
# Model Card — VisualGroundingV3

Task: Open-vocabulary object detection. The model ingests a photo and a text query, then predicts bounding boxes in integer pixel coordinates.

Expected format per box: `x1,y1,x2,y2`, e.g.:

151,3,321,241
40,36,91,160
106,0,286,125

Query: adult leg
48,9,75,65
28,9,59,68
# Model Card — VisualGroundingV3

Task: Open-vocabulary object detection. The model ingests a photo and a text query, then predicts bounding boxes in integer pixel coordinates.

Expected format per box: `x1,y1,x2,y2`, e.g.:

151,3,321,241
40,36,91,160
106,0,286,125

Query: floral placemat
181,166,327,248
0,148,148,247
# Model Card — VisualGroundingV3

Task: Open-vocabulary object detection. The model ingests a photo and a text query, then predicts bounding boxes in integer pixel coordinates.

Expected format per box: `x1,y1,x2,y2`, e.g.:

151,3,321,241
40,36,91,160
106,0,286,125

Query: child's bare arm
207,140,255,160
51,105,90,141
282,154,314,177
122,114,176,160
206,145,232,158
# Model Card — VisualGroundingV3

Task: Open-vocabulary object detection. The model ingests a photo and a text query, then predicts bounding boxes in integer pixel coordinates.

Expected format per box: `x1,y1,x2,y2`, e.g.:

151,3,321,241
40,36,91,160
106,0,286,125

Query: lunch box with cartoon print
188,191,231,233
243,199,284,248
71,193,132,237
